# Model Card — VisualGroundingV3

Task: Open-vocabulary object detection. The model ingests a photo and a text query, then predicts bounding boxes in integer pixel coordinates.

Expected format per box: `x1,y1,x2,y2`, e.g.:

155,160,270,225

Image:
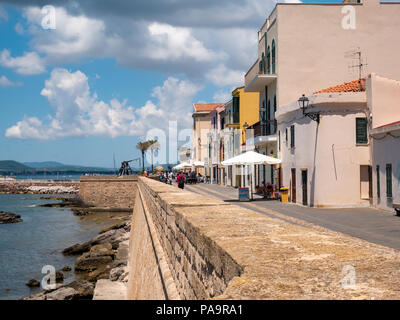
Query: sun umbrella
221,151,281,166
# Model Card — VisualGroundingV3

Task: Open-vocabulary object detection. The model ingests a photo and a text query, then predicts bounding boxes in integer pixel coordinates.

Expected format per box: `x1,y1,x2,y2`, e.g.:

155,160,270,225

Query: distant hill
0,160,32,173
23,161,66,168
0,160,114,175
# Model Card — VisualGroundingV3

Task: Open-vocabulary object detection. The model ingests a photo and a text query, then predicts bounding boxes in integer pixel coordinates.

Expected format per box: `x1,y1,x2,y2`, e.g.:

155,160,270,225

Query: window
267,46,271,74
232,97,240,123
272,40,276,74
386,164,392,198
267,100,271,121
356,118,368,144
285,128,288,143
290,125,295,148
376,165,380,198
273,95,277,116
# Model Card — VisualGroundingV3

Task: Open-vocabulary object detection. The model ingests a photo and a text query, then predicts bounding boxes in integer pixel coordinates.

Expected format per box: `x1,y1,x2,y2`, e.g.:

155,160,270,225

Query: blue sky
0,0,341,168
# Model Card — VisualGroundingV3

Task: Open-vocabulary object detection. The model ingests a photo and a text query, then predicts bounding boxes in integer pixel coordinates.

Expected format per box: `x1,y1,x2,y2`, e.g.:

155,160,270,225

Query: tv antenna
345,48,368,91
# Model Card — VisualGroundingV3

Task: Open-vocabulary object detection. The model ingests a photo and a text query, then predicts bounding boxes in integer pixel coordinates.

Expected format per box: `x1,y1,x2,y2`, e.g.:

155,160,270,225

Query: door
302,170,308,206
291,168,296,203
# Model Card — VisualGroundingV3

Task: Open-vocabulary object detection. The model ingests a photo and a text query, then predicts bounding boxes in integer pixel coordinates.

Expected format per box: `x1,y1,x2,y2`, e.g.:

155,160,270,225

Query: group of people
158,171,174,185
157,170,204,190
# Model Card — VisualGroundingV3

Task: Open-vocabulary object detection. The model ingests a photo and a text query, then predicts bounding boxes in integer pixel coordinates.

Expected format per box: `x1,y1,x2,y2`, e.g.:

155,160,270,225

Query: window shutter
290,125,295,148
386,164,392,198
376,165,380,198
356,118,368,144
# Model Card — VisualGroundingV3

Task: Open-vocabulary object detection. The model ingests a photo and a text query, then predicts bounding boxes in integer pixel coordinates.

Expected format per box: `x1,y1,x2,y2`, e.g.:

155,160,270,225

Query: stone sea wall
127,177,400,300
127,177,243,300
79,176,137,209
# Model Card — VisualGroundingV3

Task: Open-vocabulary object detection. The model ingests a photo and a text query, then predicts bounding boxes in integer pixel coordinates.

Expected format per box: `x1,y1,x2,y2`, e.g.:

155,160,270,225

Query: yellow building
231,87,259,144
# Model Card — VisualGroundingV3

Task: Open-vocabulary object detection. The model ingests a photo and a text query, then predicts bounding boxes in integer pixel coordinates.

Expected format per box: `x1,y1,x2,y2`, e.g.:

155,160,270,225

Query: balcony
246,120,277,147
244,59,277,93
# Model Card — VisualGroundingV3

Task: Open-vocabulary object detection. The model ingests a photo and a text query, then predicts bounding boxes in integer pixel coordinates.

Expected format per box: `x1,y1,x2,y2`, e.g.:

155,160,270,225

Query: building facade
369,74,400,211
276,74,400,210
191,104,223,175
243,0,400,203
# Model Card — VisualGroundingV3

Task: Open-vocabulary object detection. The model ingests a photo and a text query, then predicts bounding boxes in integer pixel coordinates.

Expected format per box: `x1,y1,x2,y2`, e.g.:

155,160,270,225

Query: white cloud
147,23,220,62
213,90,231,103
5,69,200,140
14,23,24,35
0,75,21,87
0,50,46,75
206,64,244,87
0,5,8,22
16,4,264,85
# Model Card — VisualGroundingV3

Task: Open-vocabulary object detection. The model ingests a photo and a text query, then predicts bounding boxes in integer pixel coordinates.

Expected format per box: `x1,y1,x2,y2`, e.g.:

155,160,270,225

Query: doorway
291,168,296,203
302,170,308,206
360,165,372,200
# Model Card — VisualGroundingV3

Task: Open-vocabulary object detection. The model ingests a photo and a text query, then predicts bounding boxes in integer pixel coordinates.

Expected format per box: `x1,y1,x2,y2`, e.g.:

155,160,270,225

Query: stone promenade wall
79,176,137,209
127,177,400,300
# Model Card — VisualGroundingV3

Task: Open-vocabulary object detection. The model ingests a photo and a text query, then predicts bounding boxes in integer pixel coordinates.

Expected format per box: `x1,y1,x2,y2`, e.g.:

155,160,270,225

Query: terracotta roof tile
193,103,224,112
314,79,365,94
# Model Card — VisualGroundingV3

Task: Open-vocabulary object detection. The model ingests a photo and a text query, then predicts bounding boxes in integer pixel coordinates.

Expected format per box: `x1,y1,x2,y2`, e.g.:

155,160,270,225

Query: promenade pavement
183,182,400,251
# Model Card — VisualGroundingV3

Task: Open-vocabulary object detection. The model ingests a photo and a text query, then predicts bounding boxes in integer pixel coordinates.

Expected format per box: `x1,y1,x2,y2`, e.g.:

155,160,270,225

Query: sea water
0,194,115,300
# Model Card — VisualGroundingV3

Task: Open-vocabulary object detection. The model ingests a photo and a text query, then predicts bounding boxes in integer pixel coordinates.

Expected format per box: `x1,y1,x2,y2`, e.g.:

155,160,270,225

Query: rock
55,271,64,283
26,279,40,287
0,211,23,224
89,243,114,257
88,265,113,282
92,229,126,249
100,220,132,234
62,265,72,272
109,266,127,282
75,252,113,272
46,287,77,300
67,280,95,299
22,280,94,300
62,241,91,255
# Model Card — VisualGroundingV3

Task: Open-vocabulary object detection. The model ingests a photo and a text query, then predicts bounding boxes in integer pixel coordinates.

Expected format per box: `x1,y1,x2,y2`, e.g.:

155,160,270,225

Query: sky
0,0,344,168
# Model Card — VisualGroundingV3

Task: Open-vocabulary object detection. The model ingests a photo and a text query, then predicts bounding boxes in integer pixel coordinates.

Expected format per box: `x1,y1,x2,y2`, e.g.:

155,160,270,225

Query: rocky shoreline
22,219,131,300
0,181,79,194
0,211,23,224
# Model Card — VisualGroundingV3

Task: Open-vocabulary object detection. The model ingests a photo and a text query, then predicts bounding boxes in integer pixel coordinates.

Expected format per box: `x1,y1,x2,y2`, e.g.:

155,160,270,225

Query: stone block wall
127,177,400,300
129,177,243,300
79,176,137,209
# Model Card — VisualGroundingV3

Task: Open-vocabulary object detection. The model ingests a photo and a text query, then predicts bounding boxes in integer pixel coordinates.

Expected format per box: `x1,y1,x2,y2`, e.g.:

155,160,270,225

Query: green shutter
356,118,368,144
290,125,295,148
386,164,392,198
376,165,380,198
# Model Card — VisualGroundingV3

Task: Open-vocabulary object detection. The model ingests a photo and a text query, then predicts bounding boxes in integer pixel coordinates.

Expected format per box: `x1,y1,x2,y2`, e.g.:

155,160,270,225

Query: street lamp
298,94,320,124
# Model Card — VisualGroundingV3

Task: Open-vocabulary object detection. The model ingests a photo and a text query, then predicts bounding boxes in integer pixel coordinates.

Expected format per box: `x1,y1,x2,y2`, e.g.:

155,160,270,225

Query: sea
0,193,118,300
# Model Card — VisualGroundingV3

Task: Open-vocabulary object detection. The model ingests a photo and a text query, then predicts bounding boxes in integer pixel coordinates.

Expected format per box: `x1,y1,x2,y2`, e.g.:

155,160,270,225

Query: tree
136,141,151,172
148,140,160,173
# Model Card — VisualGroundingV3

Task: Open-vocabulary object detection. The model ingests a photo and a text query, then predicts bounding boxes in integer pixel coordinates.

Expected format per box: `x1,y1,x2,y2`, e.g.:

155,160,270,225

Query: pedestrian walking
177,171,186,189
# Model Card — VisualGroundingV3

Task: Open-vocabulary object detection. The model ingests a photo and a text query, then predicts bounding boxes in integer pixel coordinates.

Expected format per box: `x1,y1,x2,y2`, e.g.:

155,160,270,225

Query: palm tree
136,141,151,172
148,139,160,173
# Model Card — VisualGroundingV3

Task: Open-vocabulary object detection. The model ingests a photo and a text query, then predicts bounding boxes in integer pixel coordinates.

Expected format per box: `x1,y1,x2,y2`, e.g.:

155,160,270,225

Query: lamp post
298,94,320,124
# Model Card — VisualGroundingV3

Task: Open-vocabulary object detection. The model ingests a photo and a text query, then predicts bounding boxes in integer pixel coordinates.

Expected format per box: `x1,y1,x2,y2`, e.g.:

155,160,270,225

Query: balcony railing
262,119,277,136
248,120,277,137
